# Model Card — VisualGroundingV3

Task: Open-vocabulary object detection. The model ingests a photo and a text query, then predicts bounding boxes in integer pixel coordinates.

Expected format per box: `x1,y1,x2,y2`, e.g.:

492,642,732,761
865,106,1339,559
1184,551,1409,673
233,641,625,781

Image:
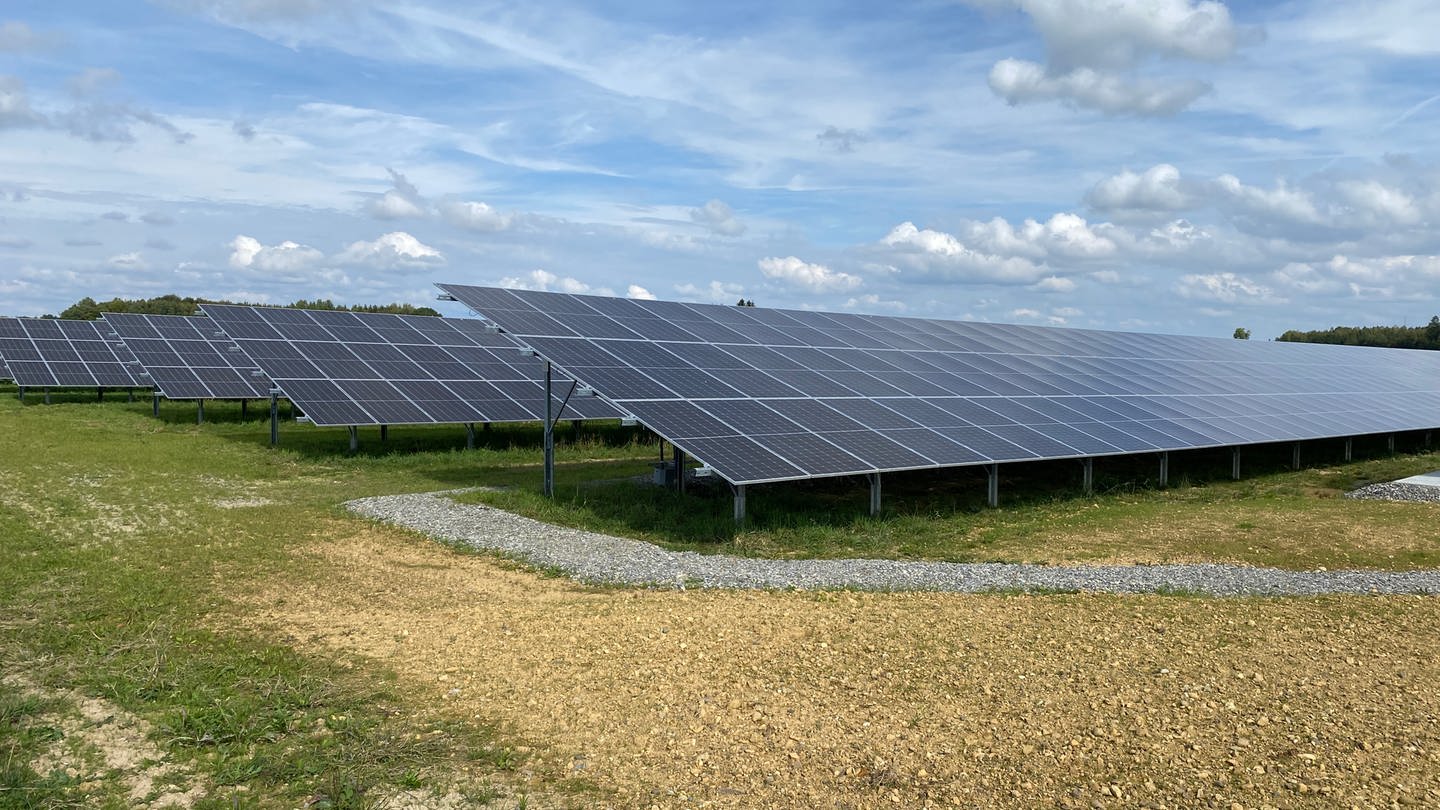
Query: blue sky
1,0,1438,338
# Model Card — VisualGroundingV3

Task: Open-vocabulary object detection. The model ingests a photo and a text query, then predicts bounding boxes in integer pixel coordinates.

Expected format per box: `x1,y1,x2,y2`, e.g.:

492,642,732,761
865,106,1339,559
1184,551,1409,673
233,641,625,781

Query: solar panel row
200,304,620,427
437,284,1440,485
102,313,273,400
0,316,146,389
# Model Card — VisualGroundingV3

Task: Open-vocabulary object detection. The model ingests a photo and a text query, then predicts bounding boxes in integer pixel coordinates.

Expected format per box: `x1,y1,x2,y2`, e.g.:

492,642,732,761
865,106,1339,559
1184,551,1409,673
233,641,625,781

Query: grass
457,433,1440,570
3,385,1440,803
0,388,644,807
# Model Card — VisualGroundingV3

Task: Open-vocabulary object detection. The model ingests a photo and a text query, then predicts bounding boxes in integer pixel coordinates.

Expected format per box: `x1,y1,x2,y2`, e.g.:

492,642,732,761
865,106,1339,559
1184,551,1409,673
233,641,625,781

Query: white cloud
689,199,745,237
964,213,1117,260
844,293,907,312
988,59,1210,116
626,284,656,300
1030,275,1076,293
1175,271,1278,304
757,255,862,291
1211,174,1326,227
1336,180,1421,226
974,0,1249,115
367,168,428,220
1087,163,1191,211
675,280,744,303
335,231,443,268
499,269,610,295
228,235,324,272
441,200,513,232
108,252,146,270
876,221,1043,282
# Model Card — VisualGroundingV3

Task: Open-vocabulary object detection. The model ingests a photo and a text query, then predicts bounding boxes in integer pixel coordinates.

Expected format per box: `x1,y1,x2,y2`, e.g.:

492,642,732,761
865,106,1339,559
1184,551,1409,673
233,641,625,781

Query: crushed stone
345,490,1440,597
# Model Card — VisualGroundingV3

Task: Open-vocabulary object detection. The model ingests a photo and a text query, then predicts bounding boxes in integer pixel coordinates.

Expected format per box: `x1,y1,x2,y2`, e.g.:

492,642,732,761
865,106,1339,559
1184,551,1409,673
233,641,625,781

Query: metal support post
241,399,248,420
733,484,747,526
1427,431,1433,449
152,393,160,417
986,464,999,508
97,387,104,401
197,400,205,424
1291,442,1302,471
465,423,476,450
348,425,358,453
1389,434,1397,455
127,388,134,403
543,361,555,497
673,445,686,494
1081,458,1094,495
17,386,23,402
43,388,50,405
269,393,279,446
1158,452,1169,488
868,473,882,516
1231,447,1242,480
1344,438,1353,462
380,424,388,442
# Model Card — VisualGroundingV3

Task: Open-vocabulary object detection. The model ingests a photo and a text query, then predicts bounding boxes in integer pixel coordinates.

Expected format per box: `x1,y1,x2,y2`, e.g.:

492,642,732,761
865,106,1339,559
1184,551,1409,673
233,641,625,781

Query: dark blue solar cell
754,433,870,476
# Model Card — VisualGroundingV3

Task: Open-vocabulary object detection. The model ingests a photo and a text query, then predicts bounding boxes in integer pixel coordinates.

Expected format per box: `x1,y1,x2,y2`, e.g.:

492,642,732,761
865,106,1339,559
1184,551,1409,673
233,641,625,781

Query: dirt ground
244,521,1440,809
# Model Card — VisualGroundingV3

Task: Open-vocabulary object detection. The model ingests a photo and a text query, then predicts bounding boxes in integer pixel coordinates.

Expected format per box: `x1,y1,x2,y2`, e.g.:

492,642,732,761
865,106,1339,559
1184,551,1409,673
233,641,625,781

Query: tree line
52,294,440,320
1275,316,1440,350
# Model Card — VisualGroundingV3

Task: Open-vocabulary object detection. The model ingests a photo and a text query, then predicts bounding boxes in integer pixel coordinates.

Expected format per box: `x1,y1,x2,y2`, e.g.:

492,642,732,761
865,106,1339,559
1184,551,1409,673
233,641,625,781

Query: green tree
1232,327,1251,340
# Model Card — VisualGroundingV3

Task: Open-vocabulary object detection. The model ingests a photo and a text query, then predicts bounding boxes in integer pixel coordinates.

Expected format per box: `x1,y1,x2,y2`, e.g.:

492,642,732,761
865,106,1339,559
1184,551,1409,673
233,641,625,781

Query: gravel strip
346,490,1440,597
1345,481,1440,504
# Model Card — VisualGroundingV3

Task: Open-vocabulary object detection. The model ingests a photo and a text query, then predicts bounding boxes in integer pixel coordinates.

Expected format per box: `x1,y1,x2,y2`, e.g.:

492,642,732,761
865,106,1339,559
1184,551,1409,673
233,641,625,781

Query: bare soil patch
242,524,1440,809
5,671,205,807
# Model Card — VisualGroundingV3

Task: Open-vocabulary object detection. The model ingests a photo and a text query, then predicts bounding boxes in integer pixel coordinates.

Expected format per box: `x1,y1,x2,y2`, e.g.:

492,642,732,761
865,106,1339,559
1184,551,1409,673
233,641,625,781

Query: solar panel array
200,304,620,427
0,316,147,389
438,283,1440,485
102,313,271,400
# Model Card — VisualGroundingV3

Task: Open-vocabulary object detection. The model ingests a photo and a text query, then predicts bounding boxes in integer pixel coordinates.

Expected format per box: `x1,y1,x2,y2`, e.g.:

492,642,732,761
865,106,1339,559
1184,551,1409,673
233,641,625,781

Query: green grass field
2,388,1439,805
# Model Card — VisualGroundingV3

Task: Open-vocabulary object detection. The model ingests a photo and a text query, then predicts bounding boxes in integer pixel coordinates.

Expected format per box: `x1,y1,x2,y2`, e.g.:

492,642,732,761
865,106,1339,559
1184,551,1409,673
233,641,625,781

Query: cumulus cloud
689,199,746,237
1211,174,1327,228
0,76,42,128
228,235,325,272
876,222,1043,282
335,231,444,268
1175,271,1277,304
844,293,907,312
441,200,514,232
974,0,1250,115
626,284,657,300
367,168,428,220
988,59,1210,115
758,255,862,292
958,214,1117,264
499,269,608,295
1086,163,1192,211
675,280,745,303
1030,275,1076,293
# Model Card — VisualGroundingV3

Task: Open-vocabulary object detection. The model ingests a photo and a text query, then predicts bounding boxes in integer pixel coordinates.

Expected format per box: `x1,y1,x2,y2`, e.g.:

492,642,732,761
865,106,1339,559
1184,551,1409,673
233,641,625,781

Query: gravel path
1346,481,1440,503
346,490,1440,597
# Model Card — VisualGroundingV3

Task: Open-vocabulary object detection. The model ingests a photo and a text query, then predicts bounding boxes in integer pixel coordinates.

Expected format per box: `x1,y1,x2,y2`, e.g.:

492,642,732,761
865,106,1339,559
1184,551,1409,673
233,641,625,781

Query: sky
0,0,1438,339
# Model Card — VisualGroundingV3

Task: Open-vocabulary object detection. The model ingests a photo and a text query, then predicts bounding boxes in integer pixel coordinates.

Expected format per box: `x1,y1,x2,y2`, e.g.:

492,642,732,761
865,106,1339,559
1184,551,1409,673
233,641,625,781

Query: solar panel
438,283,1440,486
101,313,272,400
199,305,619,427
0,316,146,389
